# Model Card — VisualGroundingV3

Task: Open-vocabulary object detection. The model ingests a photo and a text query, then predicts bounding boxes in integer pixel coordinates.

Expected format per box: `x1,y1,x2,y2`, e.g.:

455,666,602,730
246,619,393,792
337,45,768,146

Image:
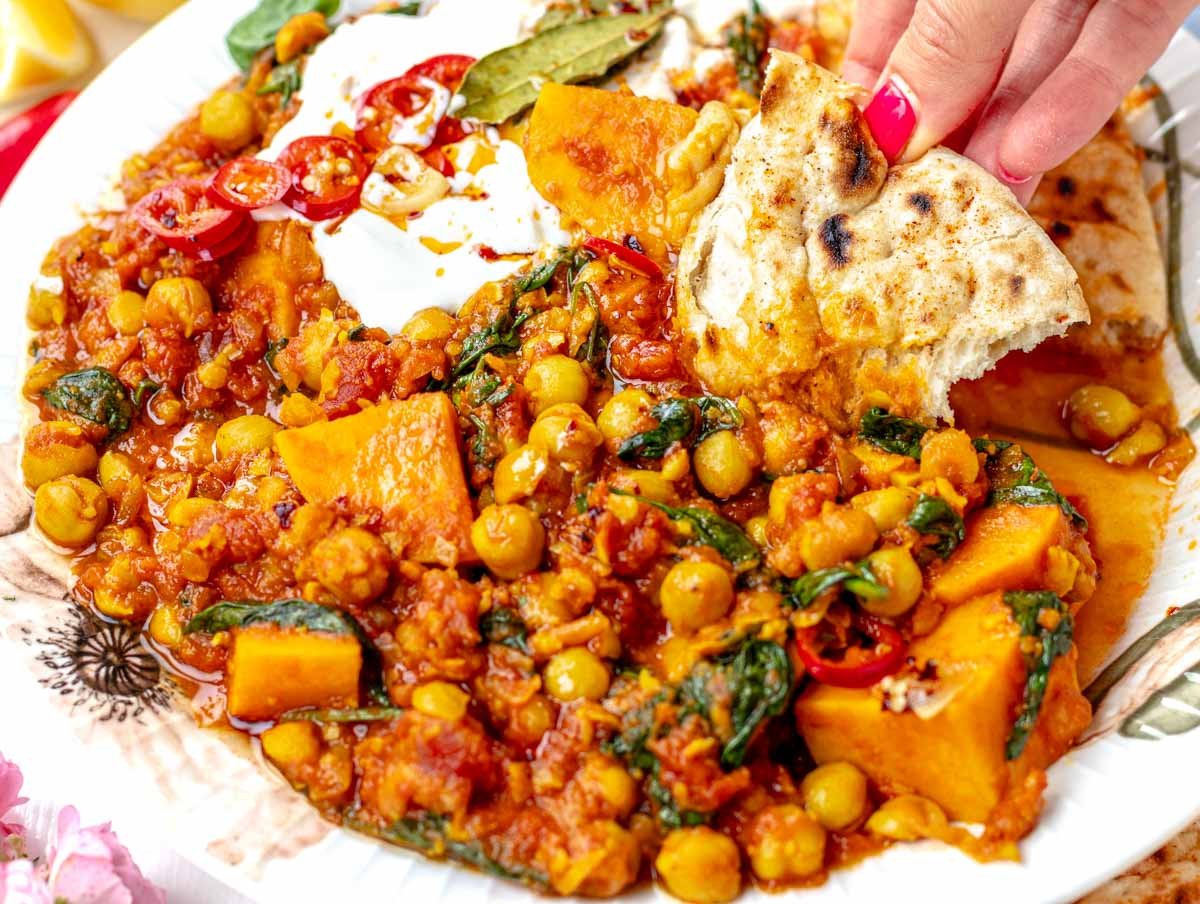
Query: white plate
0,4,1198,903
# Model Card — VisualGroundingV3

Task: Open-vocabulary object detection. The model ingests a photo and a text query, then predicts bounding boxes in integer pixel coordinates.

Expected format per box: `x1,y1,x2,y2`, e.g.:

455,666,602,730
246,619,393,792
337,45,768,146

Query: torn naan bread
673,52,1089,423
1028,115,1167,353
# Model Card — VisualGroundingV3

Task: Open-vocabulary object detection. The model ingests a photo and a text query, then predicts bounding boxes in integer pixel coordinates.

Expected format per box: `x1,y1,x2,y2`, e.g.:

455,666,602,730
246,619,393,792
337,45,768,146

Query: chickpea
1067,384,1141,448
215,414,279,459
659,560,734,633
801,762,870,831
693,430,755,498
746,804,826,882
597,388,654,449
746,515,769,547
400,307,456,343
261,721,321,768
166,496,220,528
145,277,213,338
106,290,145,336
471,504,545,579
655,827,741,903
525,355,590,415
590,757,638,818
274,11,330,63
35,476,108,548
22,421,98,489
309,527,390,606
919,429,980,486
412,681,470,721
859,547,923,617
800,505,878,571
1106,420,1167,466
543,647,610,702
527,403,602,468
199,90,257,150
851,486,918,532
507,694,554,746
147,604,183,648
97,450,136,495
865,794,948,842
27,287,66,329
493,445,549,504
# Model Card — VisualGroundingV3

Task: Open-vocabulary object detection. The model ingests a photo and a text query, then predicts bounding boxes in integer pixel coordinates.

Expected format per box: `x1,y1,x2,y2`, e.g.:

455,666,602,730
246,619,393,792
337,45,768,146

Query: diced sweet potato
275,393,476,565
227,625,361,721
525,83,698,248
795,592,1090,824
928,504,1070,608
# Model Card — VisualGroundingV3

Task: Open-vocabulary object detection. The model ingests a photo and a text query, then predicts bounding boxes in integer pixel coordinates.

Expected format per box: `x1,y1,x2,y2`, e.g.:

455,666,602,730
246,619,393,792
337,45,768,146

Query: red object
583,236,663,279
133,178,249,257
863,76,916,163
795,613,906,689
207,156,291,210
0,91,77,200
355,55,476,152
277,135,369,220
405,53,475,88
420,146,455,178
195,213,255,261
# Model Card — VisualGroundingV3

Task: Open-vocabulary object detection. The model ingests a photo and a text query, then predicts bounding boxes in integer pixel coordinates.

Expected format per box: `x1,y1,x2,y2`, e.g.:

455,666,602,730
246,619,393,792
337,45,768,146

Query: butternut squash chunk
227,625,361,721
275,393,476,565
525,83,698,249
795,592,1090,824
928,504,1070,608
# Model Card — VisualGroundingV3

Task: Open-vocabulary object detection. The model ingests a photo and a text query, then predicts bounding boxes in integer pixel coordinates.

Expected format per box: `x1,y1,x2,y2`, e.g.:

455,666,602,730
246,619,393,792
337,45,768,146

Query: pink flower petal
45,808,164,904
0,755,27,835
0,859,53,904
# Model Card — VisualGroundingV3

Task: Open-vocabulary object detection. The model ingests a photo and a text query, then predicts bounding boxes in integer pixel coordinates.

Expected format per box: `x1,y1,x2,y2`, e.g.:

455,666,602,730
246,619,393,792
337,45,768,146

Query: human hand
841,0,1199,203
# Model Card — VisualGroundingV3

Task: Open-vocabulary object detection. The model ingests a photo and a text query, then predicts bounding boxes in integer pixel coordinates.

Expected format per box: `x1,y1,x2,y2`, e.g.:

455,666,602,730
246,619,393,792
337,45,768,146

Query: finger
997,0,1198,180
862,0,1036,163
961,0,1093,185
840,0,918,88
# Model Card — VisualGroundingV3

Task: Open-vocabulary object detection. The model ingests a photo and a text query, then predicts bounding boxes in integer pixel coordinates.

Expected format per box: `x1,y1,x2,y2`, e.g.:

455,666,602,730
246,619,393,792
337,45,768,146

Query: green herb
257,59,302,105
226,0,339,72
1004,591,1073,760
131,378,160,407
456,9,671,123
694,396,742,444
479,606,530,653
446,306,533,384
693,639,792,768
380,1,420,12
467,413,494,464
633,495,759,567
858,407,929,458
574,282,608,375
346,324,368,342
344,812,549,886
977,440,1087,528
905,494,964,558
786,561,887,609
281,707,403,723
618,397,695,460
265,337,289,368
646,772,708,828
604,692,664,770
574,493,589,514
183,599,357,635
515,248,571,294
723,0,768,94
42,367,134,437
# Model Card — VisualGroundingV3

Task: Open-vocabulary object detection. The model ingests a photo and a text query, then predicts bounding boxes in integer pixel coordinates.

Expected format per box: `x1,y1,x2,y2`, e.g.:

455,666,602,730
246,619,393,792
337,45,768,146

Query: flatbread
1079,818,1200,903
673,52,1088,424
1028,115,1168,353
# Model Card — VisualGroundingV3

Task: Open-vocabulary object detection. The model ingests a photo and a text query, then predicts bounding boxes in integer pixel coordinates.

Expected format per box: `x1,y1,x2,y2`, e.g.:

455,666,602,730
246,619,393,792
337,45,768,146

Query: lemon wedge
0,0,95,104
77,0,183,23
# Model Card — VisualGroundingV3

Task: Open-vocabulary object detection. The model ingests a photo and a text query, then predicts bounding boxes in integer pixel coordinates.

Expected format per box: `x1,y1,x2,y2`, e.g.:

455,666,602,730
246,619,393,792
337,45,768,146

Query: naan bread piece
1028,115,1167,353
673,53,1088,424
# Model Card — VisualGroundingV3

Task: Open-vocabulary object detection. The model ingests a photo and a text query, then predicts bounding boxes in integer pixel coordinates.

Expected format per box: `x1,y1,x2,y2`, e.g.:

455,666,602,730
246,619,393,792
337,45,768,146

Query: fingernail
998,163,1032,185
863,75,917,163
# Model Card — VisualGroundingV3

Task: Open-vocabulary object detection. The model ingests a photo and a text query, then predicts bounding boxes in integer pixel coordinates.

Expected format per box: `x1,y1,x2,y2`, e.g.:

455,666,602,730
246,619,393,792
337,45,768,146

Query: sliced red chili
277,136,369,221
133,177,248,256
796,612,906,689
421,146,455,178
207,156,291,210
195,213,256,262
583,236,664,279
405,53,476,89
355,75,434,151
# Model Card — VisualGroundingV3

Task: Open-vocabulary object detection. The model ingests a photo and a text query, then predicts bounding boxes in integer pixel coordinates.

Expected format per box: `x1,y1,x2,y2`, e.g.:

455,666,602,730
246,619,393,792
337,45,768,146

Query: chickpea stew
17,0,1194,901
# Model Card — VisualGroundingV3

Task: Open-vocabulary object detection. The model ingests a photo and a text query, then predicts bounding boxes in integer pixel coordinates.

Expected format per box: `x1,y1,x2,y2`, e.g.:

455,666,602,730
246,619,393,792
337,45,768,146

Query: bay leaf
456,9,671,123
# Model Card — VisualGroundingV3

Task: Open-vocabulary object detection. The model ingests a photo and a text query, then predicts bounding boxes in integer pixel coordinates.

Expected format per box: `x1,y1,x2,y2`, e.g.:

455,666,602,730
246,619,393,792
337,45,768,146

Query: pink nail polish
863,76,916,163
998,163,1033,185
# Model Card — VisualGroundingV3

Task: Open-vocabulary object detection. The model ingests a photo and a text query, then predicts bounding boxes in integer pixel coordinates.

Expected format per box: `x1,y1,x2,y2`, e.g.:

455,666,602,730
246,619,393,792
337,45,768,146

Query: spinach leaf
905,494,964,558
131,378,160,407
265,337,289,368
719,639,792,768
381,1,421,12
42,367,134,437
634,496,759,567
574,282,608,375
618,397,696,460
515,248,571,294
281,706,403,723
446,306,533,384
785,561,887,609
646,772,708,828
858,407,929,458
694,396,742,444
1004,591,1073,760
257,60,302,105
479,606,530,653
977,440,1087,528
226,0,339,72
723,0,769,93
183,599,357,635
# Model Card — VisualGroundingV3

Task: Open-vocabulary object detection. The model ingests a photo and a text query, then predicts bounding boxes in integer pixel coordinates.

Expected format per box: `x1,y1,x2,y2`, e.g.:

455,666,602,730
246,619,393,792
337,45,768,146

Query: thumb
862,0,1033,163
